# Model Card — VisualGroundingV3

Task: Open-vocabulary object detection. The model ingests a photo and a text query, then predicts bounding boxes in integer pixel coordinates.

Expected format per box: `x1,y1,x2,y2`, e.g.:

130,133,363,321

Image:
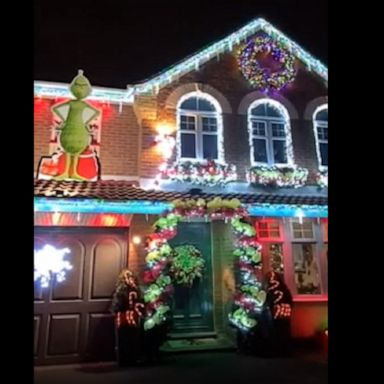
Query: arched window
313,105,328,168
248,99,293,166
177,92,223,161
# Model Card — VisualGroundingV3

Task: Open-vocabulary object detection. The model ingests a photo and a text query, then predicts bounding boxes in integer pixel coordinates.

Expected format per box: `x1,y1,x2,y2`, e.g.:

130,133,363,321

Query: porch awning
34,179,328,217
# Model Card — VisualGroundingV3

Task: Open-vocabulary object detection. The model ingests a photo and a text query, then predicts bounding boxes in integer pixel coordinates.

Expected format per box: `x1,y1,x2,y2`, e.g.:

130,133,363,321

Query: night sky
34,0,328,89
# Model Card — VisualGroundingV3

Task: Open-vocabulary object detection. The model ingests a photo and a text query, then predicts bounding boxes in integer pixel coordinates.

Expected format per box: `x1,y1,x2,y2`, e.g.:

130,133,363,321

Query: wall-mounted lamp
132,235,142,245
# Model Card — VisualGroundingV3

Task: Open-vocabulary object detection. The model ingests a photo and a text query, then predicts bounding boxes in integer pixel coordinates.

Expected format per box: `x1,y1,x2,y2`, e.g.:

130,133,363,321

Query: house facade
34,18,328,365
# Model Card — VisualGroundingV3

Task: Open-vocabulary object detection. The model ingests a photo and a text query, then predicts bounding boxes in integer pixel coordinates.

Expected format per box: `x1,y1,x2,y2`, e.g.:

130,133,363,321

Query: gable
134,18,328,95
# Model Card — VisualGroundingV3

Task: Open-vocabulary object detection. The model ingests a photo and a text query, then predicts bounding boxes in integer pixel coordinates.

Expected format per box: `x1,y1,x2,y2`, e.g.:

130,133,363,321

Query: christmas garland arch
142,198,266,332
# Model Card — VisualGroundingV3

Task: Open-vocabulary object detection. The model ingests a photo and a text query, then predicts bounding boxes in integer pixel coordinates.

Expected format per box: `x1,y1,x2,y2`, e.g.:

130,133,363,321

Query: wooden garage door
34,227,128,365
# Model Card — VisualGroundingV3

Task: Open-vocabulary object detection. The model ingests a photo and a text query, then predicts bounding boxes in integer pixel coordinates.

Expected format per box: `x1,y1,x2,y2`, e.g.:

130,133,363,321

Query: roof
34,179,327,206
134,18,328,94
34,18,327,101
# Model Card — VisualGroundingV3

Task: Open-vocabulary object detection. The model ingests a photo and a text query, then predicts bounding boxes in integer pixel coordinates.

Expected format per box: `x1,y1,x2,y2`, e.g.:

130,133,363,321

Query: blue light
34,198,172,214
247,204,327,218
34,198,327,218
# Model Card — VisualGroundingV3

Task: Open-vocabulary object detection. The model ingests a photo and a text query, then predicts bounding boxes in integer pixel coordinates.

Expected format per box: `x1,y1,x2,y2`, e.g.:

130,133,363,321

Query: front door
169,222,214,336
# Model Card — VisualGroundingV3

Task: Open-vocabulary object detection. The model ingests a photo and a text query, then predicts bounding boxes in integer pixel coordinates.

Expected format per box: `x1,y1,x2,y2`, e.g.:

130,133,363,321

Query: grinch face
70,71,92,99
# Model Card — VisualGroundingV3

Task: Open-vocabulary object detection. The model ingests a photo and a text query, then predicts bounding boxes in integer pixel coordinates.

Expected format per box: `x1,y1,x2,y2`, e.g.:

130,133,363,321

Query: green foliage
170,245,205,286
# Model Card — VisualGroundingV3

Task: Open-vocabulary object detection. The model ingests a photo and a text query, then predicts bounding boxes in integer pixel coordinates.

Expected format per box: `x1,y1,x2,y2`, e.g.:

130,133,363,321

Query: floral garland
170,245,205,287
162,160,237,186
248,165,308,188
316,170,328,188
142,197,265,333
238,35,296,91
229,218,265,331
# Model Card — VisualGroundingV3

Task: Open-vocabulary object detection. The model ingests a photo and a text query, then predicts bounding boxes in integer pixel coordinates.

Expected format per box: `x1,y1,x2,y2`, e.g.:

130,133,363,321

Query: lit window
291,219,314,239
248,99,293,166
177,93,223,161
313,104,328,169
256,219,284,275
292,243,321,295
290,219,323,295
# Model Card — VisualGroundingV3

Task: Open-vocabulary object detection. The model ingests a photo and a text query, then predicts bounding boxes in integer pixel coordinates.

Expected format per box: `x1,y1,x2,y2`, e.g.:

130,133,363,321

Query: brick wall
136,32,327,180
33,99,140,177
128,214,157,276
34,98,52,171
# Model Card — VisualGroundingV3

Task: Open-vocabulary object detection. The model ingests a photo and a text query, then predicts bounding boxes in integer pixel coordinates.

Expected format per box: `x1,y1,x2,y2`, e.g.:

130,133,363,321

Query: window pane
257,220,280,238
181,133,196,158
202,117,218,132
292,244,321,294
253,138,268,163
320,143,328,166
180,97,198,110
292,220,314,239
203,134,218,159
197,98,216,111
266,104,283,118
316,109,328,121
272,140,288,163
252,121,266,136
251,104,266,116
317,126,328,140
266,243,284,274
271,123,286,137
180,115,196,131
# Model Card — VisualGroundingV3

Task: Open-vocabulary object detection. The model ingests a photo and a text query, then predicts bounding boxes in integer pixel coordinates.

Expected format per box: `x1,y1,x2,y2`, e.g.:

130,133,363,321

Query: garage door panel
34,316,41,356
51,239,85,301
46,314,81,356
86,313,116,361
34,227,128,365
91,239,123,300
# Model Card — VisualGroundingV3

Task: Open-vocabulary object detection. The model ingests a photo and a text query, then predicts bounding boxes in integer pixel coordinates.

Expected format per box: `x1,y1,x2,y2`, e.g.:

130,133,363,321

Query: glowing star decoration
34,245,73,288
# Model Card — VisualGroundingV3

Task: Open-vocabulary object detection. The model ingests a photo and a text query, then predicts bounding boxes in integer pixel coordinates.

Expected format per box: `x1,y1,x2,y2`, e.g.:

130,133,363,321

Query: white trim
176,92,224,162
313,104,328,170
34,81,134,105
248,99,294,166
134,18,327,94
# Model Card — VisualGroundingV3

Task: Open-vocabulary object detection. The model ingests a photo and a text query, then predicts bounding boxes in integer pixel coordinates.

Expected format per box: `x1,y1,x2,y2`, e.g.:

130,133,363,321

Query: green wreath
170,245,205,287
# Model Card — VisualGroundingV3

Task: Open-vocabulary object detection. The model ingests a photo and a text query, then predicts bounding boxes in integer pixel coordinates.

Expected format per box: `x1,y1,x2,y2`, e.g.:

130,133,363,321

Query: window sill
293,295,328,303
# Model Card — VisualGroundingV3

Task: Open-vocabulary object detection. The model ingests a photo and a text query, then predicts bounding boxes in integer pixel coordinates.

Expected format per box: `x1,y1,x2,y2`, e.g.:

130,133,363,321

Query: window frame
254,217,328,302
248,99,294,167
177,92,224,162
313,104,328,170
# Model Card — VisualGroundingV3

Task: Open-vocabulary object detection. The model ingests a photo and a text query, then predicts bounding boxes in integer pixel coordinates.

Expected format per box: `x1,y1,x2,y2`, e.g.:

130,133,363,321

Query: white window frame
248,99,294,167
254,217,328,302
313,104,328,171
176,92,224,162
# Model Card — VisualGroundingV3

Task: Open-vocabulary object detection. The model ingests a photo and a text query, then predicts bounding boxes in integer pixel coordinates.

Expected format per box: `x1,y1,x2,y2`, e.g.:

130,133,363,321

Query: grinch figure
52,70,100,180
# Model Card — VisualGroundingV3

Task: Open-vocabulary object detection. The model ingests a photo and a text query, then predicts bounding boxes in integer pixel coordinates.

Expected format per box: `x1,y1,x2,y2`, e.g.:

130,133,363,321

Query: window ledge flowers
248,165,309,188
316,170,328,188
161,160,237,186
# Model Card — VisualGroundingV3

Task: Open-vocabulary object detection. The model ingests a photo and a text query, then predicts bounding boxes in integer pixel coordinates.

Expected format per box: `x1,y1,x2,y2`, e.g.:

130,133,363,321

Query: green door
169,222,214,336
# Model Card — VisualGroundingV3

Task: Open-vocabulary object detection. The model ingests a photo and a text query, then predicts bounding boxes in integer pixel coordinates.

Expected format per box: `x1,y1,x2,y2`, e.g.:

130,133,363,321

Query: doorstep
160,334,236,353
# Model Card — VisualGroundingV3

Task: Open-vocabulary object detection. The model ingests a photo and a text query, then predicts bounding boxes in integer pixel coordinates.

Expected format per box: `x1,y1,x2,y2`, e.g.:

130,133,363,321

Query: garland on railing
248,165,308,188
316,170,328,188
142,197,265,333
161,160,237,186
